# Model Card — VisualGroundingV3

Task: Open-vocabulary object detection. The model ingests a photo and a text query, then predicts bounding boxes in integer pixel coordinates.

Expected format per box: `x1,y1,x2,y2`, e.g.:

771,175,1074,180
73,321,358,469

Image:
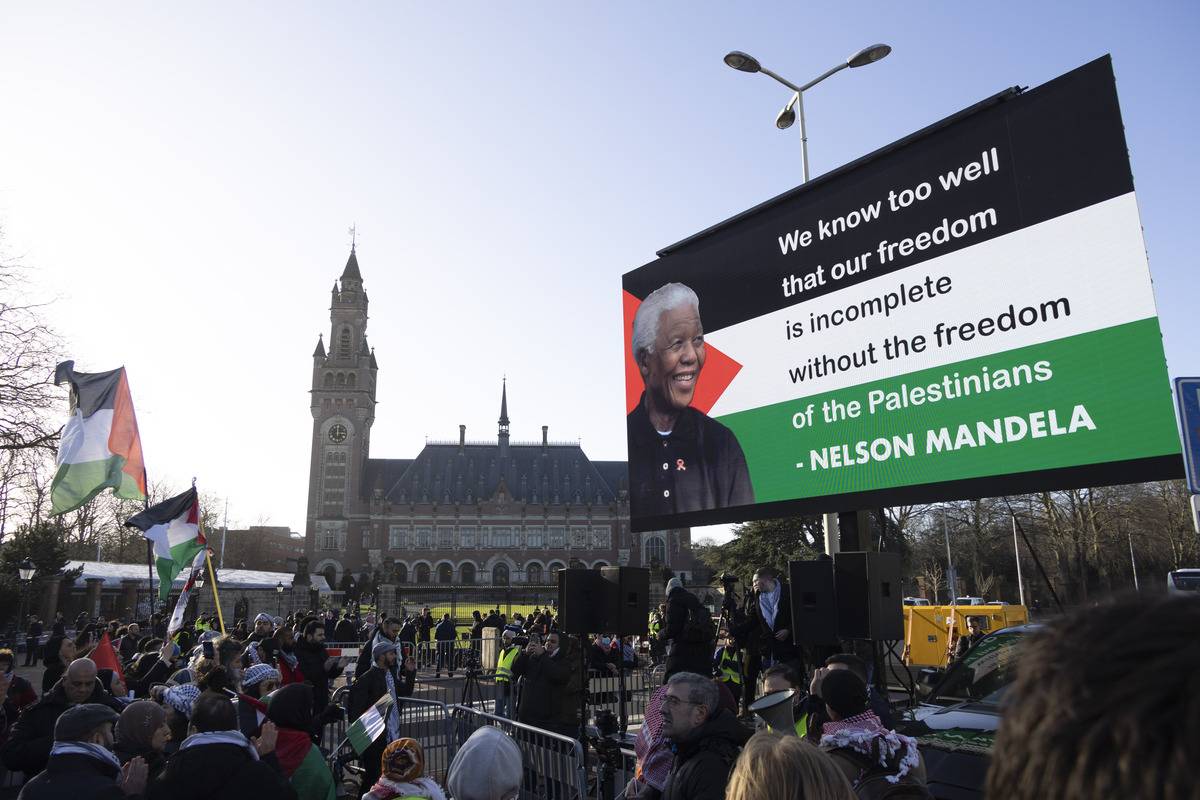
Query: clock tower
304,244,378,570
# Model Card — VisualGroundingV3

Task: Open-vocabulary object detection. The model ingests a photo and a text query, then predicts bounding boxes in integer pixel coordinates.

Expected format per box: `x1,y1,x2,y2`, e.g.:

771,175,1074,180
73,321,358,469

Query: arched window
493,563,510,586
460,563,476,585
394,563,408,584
324,373,334,388
339,327,352,358
437,563,453,584
548,561,566,576
336,372,346,386
415,563,430,584
322,565,337,588
526,563,543,584
592,561,609,570
645,535,667,567
347,373,357,389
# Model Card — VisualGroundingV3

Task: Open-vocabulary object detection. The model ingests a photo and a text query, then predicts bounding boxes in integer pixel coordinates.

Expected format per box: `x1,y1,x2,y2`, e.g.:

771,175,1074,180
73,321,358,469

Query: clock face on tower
328,423,348,443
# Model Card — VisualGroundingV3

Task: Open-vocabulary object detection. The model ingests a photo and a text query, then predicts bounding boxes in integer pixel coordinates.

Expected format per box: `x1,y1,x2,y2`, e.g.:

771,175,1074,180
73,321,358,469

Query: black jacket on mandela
627,395,754,521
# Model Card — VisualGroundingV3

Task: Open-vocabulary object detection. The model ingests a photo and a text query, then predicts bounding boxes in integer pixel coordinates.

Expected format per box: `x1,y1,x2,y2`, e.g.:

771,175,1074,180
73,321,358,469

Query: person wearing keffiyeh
348,641,417,794
816,669,926,791
363,738,446,800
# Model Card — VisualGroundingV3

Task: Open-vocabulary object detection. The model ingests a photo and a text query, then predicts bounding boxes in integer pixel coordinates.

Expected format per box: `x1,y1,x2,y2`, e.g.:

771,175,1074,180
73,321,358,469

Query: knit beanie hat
117,700,167,750
448,726,522,800
666,576,683,594
164,683,201,719
381,737,425,783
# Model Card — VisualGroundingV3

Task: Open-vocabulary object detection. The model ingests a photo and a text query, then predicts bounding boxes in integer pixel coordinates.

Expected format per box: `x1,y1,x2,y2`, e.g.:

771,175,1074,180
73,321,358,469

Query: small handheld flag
346,693,396,755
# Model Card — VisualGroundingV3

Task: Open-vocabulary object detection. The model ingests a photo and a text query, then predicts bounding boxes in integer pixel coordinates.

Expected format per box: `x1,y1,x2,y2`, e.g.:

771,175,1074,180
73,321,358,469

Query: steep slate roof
365,443,626,506
341,247,362,282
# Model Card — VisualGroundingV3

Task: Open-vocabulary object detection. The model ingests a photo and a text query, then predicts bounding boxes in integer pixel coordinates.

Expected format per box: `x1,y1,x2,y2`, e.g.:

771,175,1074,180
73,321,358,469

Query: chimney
542,425,549,450
459,424,466,451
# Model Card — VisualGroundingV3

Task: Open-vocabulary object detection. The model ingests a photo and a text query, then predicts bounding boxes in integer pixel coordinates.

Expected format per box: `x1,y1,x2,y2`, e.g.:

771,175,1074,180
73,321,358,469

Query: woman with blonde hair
726,731,854,800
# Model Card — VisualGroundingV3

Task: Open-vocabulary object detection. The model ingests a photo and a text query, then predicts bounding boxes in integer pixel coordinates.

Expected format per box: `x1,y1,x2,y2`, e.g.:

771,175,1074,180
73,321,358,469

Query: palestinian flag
167,548,209,635
125,487,205,601
51,361,146,515
345,692,396,755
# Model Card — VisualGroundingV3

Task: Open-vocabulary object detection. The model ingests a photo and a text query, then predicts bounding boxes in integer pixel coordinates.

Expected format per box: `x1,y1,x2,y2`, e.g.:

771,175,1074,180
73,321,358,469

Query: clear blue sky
1,2,1197,541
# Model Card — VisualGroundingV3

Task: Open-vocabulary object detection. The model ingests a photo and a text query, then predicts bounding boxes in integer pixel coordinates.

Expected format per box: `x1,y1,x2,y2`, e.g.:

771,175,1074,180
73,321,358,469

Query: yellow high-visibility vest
495,645,520,683
717,647,742,685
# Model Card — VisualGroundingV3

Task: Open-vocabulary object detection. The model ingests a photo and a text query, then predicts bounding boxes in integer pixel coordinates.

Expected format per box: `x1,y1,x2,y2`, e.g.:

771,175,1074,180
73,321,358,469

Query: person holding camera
660,577,714,681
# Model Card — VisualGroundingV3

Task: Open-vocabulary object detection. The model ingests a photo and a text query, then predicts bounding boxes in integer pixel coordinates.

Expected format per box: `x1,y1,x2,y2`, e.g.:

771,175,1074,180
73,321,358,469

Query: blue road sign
1174,378,1200,494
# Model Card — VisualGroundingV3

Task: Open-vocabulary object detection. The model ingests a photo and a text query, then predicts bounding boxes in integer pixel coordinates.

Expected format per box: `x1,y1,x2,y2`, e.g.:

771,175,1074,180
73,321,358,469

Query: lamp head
775,101,797,130
276,581,284,594
18,559,36,581
724,51,761,73
848,43,891,68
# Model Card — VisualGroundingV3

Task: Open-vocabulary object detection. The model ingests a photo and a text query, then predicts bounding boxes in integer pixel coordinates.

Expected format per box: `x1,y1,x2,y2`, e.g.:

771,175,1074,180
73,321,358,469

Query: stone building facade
303,248,700,591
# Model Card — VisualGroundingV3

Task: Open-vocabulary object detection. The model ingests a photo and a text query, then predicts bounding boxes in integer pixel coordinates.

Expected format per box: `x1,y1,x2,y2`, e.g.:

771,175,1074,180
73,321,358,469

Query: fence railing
450,705,588,800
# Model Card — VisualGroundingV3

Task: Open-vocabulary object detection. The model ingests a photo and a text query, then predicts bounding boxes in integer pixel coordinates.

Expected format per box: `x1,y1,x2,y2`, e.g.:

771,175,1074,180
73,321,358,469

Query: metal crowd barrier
587,668,658,728
324,696,457,790
450,705,588,800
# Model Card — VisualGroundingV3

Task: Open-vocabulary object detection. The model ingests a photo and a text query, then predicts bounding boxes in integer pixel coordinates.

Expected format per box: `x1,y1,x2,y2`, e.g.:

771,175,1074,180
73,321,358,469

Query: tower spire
498,378,510,458
499,377,510,430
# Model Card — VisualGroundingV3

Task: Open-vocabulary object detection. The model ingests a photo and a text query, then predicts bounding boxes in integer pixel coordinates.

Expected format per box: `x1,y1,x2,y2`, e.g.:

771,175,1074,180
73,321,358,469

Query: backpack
831,741,933,800
681,598,715,645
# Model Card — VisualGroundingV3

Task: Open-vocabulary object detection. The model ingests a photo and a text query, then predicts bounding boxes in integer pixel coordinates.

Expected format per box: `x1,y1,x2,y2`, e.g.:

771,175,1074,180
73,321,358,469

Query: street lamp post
276,581,284,617
724,44,891,183
17,559,36,651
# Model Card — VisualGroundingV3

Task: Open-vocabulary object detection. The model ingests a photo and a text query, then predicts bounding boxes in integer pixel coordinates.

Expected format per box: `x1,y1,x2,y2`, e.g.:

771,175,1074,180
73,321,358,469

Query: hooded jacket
661,709,751,800
0,680,123,775
294,637,342,715
662,586,713,680
267,684,337,800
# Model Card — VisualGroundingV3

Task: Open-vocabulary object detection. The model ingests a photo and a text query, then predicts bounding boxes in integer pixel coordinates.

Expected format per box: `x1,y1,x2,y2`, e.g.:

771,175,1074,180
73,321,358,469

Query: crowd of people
0,576,1195,800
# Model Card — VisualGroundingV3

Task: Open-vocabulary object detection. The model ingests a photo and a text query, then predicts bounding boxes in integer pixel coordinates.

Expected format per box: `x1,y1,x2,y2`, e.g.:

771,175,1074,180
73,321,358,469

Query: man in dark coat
294,621,344,719
416,608,435,643
24,617,43,667
434,614,457,677
17,703,146,800
510,632,580,738
626,283,754,520
1,658,123,777
731,566,804,707
660,578,714,680
660,672,751,800
347,642,416,792
146,691,296,800
333,613,357,643
354,617,400,678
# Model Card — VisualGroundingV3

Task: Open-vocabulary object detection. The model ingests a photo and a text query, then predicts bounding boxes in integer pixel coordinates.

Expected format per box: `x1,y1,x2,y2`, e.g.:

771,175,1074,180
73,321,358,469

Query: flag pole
143,467,154,620
205,546,226,635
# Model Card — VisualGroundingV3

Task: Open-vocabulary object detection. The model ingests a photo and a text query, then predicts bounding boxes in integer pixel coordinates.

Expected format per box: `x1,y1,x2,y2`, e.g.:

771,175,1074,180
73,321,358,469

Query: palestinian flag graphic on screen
125,487,205,601
51,361,147,515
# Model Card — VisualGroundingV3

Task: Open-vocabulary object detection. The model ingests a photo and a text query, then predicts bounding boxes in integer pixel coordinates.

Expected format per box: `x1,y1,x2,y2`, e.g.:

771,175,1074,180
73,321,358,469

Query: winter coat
0,680,123,776
434,619,457,642
731,581,803,666
347,664,415,722
662,587,714,679
16,751,126,800
661,709,752,800
334,619,358,642
146,741,296,800
511,646,578,737
294,638,343,715
416,615,435,642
